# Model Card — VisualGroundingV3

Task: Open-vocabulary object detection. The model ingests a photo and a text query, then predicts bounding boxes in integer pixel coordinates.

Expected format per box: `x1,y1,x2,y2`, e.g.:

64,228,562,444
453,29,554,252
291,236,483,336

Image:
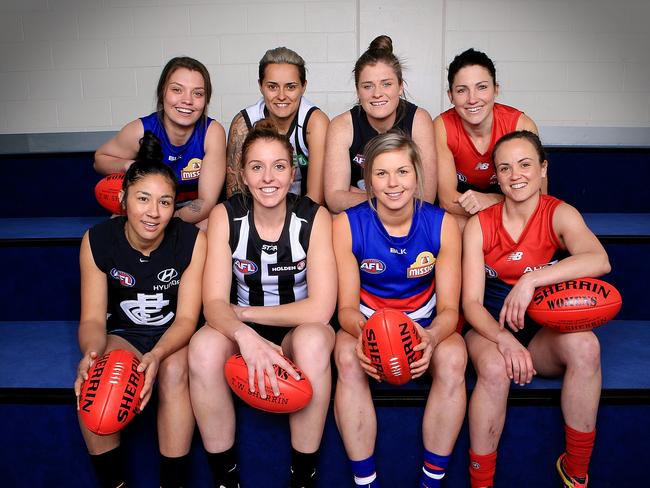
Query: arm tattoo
226,117,248,197
187,198,204,214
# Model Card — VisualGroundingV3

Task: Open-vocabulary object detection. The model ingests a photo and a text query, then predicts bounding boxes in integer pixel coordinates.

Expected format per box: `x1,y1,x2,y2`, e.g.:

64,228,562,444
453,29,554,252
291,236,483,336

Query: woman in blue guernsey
95,57,226,230
189,120,336,488
462,131,609,488
332,131,466,488
75,132,206,488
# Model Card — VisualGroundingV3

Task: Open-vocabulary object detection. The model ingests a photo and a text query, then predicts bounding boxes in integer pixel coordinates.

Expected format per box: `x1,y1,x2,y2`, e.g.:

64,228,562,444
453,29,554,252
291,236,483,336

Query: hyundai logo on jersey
110,268,136,287
157,268,178,283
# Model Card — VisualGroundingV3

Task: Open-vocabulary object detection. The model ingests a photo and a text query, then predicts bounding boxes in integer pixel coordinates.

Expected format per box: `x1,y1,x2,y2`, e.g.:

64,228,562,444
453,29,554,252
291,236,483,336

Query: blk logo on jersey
268,259,306,276
181,158,202,180
120,293,174,326
456,171,467,183
110,268,136,287
360,259,386,274
157,268,178,283
234,259,258,275
507,251,524,261
474,162,490,171
390,247,407,255
407,251,436,278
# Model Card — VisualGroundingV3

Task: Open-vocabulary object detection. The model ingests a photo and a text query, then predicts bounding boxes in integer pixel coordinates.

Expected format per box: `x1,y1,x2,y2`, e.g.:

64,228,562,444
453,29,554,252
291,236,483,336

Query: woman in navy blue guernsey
95,57,226,230
324,35,437,214
188,120,336,488
75,132,207,488
332,131,466,488
225,47,329,203
462,131,610,488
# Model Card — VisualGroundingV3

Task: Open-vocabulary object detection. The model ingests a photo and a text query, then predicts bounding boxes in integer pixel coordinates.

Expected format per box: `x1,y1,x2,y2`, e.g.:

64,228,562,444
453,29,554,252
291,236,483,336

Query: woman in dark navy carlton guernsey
75,132,206,488
95,57,226,230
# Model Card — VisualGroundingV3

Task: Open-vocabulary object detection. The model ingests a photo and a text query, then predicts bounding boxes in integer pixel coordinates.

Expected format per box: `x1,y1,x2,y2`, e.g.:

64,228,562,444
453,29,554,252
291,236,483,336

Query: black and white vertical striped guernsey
225,194,320,307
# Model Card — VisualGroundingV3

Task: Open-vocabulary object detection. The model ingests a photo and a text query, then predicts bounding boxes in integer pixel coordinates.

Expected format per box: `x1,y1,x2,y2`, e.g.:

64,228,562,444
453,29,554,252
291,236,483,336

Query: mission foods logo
407,252,435,278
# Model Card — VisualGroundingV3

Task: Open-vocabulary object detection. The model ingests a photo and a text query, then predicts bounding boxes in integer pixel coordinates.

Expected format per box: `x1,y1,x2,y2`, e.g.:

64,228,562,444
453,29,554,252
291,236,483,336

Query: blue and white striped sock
420,449,450,488
350,455,379,487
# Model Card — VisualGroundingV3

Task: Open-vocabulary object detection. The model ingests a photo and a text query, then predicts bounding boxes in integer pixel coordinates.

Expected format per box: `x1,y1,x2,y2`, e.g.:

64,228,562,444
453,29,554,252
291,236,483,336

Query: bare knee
432,336,467,387
158,349,188,398
188,325,232,383
291,323,334,371
334,335,366,386
563,332,601,373
475,356,510,395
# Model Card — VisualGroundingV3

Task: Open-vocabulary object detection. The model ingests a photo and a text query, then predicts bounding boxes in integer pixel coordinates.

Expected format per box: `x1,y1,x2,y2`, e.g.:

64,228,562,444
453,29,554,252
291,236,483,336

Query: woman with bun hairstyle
75,131,207,488
333,131,465,487
225,47,329,204
189,119,336,488
462,131,609,488
325,35,437,213
95,56,226,229
434,49,540,228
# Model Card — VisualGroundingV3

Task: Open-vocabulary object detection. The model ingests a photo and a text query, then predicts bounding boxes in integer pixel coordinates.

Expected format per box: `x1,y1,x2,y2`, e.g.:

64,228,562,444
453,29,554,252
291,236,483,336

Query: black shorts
247,322,293,346
108,327,166,355
462,315,542,348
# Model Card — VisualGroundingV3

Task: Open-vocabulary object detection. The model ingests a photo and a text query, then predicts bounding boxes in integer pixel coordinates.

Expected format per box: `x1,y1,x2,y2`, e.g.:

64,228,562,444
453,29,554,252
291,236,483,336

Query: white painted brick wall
0,0,647,142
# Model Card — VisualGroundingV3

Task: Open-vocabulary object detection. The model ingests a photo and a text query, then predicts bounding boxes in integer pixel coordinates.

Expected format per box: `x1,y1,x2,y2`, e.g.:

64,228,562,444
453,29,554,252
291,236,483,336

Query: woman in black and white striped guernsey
188,119,337,488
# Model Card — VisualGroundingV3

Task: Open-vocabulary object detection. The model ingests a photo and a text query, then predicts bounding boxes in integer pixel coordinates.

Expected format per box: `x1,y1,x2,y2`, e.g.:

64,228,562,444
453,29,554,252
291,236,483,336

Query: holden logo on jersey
352,153,365,166
181,158,202,181
407,251,436,278
524,259,558,274
474,162,490,171
456,171,467,183
507,251,524,261
360,259,386,274
120,293,174,326
110,268,135,287
157,268,178,283
234,259,258,275
268,259,307,276
484,264,498,278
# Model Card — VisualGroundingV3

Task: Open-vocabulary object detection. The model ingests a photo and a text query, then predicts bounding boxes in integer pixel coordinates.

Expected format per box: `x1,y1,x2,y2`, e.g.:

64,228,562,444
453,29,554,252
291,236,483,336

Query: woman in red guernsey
434,49,541,229
462,131,610,488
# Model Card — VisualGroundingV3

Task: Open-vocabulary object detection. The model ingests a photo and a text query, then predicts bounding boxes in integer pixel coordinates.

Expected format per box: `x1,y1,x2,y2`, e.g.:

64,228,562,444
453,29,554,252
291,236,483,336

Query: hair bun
253,118,280,134
136,131,163,164
368,35,393,54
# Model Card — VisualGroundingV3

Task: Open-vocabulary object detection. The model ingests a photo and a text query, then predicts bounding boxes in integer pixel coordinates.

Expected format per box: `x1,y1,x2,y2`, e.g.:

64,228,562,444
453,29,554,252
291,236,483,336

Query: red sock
469,449,496,488
564,424,596,479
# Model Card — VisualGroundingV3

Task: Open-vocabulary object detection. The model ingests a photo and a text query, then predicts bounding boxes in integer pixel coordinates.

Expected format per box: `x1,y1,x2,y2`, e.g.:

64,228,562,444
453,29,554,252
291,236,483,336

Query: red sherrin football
527,278,622,333
362,308,422,386
224,354,313,413
79,349,144,435
94,173,125,215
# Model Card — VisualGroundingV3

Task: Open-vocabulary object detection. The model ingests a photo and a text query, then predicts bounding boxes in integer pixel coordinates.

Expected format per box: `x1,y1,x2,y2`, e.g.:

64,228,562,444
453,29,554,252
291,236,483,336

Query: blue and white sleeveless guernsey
140,112,214,203
241,97,318,196
346,200,445,327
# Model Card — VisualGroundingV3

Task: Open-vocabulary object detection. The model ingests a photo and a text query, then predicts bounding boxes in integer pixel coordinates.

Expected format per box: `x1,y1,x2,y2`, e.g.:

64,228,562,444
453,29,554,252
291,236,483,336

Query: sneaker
556,453,588,487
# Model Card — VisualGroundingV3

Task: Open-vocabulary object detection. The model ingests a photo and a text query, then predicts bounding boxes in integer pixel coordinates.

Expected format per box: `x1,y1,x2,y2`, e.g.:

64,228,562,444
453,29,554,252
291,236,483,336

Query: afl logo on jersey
407,251,436,278
484,265,498,278
456,171,467,183
360,259,385,274
181,158,202,181
110,268,136,287
353,154,365,167
234,259,258,275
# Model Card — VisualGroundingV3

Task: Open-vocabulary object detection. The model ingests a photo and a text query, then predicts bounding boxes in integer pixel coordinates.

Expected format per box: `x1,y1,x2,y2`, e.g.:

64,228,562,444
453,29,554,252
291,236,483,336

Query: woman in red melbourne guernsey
333,131,465,487
95,57,226,230
324,35,436,213
75,132,206,488
189,120,336,488
462,130,610,488
434,49,541,230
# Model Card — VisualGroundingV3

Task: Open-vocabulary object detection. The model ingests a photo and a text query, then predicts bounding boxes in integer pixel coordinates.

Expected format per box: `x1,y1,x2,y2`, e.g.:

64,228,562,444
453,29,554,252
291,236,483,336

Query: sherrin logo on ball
95,173,126,215
527,278,622,333
362,308,422,386
78,349,144,435
224,354,313,414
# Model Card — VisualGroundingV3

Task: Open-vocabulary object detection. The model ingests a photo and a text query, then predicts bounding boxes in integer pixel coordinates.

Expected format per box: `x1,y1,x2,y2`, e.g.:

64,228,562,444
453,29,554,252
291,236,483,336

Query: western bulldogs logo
234,259,258,275
157,268,178,283
456,171,467,183
110,268,135,287
360,259,385,274
484,265,498,278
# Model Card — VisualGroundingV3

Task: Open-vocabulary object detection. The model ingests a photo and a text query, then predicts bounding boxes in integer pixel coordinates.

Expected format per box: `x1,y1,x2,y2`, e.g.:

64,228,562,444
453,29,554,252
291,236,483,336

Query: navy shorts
462,314,542,348
108,327,166,355
247,322,293,346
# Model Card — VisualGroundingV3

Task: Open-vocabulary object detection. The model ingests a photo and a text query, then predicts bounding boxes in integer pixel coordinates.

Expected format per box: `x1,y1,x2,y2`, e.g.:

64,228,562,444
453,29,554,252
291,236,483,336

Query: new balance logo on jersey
524,260,558,274
360,259,385,274
110,268,135,287
120,293,174,326
234,259,258,275
507,252,524,261
475,162,490,170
